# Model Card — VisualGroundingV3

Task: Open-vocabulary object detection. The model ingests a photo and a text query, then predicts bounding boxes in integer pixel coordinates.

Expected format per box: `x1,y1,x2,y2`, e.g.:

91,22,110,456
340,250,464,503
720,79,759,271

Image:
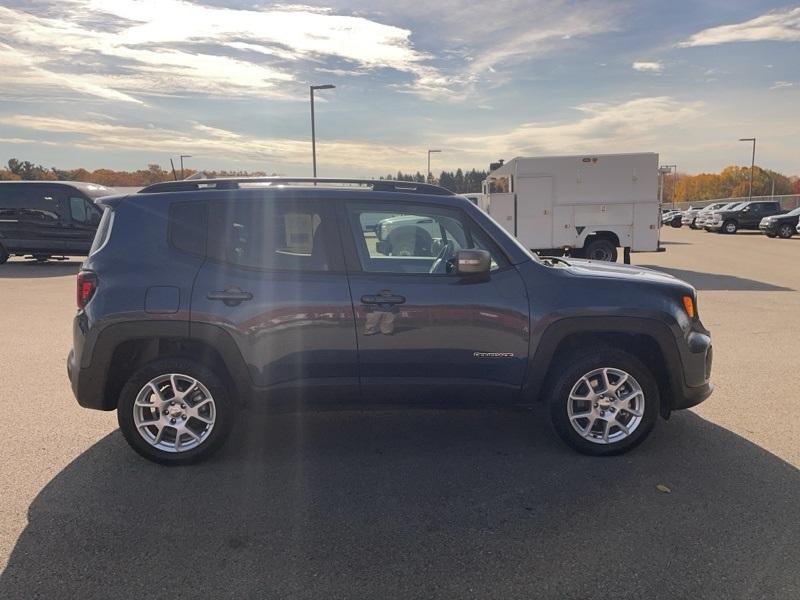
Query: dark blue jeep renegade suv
67,178,713,464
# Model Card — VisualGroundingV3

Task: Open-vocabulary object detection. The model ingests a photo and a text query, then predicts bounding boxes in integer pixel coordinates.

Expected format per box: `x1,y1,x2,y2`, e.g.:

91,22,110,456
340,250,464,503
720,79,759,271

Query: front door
340,200,530,403
190,195,358,400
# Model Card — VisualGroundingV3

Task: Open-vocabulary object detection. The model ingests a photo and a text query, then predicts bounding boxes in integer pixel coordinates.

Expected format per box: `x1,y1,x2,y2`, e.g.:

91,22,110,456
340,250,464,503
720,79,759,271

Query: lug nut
181,415,187,420
600,410,606,416
170,401,176,406
181,404,186,409
170,418,176,424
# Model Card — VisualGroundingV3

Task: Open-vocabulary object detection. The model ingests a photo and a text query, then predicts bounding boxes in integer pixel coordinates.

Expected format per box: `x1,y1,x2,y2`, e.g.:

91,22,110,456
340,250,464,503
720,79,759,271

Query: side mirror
456,249,491,276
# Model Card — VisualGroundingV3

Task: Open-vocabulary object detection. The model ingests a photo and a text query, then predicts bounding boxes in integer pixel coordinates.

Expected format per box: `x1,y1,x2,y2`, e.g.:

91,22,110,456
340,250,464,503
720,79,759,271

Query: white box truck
479,153,661,262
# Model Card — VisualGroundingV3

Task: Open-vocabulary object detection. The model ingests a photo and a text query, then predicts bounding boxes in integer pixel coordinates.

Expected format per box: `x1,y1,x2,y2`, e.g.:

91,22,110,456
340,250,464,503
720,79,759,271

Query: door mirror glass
456,249,491,275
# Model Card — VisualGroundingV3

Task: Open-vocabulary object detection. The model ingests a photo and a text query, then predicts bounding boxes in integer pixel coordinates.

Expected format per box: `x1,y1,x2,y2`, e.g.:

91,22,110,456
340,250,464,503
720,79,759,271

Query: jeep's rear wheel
583,239,618,262
117,358,235,465
548,349,659,455
722,220,737,234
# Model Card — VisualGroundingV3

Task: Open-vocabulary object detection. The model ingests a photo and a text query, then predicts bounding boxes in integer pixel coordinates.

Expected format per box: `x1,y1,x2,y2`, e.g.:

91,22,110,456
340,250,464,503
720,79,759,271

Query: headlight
712,214,722,222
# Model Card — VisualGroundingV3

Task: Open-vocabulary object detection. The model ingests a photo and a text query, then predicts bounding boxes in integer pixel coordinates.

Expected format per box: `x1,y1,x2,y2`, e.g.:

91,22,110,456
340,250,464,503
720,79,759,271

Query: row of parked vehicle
661,201,800,239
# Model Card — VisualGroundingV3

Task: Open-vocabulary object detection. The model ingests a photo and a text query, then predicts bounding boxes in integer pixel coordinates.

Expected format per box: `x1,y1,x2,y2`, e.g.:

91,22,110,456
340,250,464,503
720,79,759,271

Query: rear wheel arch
92,322,253,410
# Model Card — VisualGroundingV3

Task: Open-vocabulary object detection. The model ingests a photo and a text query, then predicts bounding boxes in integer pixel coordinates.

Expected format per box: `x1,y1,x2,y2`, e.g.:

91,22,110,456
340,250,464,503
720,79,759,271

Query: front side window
207,199,333,271
346,202,505,275
69,197,89,223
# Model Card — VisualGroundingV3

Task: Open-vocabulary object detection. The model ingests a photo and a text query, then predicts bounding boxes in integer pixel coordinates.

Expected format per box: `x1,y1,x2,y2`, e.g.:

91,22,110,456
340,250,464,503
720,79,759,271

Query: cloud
679,7,800,47
0,0,435,103
0,114,431,172
632,61,663,73
770,81,794,90
447,96,704,158
1,96,703,173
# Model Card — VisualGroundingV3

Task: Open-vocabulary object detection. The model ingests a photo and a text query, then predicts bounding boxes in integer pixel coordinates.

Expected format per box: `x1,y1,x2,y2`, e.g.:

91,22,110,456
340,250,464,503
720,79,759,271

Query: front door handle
207,288,253,306
361,291,406,305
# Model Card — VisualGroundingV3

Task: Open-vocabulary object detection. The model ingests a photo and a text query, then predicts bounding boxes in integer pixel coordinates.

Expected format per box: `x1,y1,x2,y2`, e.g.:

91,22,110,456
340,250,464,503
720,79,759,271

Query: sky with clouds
0,0,798,176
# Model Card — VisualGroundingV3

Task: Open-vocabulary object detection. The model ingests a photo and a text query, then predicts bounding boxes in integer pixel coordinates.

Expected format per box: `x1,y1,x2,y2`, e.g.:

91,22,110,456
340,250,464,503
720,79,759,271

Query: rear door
340,199,530,404
190,195,358,399
16,185,67,253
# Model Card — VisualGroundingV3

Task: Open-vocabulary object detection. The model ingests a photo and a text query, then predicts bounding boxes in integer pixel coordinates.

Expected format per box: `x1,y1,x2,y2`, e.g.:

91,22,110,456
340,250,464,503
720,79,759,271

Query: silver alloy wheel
724,221,737,233
567,367,645,444
133,373,216,453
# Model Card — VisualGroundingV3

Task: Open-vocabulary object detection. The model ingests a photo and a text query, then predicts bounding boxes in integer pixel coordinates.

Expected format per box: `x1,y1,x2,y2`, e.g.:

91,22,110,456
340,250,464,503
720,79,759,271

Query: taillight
77,271,97,309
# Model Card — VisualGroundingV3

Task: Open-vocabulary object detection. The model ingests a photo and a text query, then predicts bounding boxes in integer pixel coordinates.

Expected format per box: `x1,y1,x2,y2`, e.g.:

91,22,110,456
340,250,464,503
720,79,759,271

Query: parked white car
682,202,729,228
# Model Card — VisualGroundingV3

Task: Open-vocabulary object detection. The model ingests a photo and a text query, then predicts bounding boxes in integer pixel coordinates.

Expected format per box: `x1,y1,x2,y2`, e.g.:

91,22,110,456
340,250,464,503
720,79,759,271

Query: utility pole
427,149,441,183
739,138,756,201
179,155,191,180
310,84,336,177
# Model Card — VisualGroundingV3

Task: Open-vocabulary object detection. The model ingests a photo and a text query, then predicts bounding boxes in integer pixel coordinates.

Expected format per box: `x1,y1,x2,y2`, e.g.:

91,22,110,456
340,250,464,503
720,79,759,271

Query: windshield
785,206,800,216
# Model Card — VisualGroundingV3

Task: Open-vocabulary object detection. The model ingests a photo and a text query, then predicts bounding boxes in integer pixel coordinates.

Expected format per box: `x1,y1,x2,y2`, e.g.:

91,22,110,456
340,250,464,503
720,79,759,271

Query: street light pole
427,149,441,183
739,137,756,201
310,84,335,177
179,155,192,179
662,164,677,207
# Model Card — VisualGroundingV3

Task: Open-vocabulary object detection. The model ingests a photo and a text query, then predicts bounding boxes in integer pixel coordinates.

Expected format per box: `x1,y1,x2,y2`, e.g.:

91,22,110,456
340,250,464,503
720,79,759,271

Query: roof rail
138,177,455,196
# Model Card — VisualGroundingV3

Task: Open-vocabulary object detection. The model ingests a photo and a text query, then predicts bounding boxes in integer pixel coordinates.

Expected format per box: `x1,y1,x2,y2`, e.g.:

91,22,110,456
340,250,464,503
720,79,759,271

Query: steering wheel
428,240,455,274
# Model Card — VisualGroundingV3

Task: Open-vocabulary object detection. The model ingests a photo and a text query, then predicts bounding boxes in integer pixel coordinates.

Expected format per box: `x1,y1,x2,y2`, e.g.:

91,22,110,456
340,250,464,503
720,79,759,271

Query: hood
561,258,690,288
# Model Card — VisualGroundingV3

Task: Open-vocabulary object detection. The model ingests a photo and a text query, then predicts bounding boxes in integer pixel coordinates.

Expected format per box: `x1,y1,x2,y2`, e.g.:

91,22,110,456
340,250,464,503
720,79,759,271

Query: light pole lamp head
311,84,336,91
738,137,755,142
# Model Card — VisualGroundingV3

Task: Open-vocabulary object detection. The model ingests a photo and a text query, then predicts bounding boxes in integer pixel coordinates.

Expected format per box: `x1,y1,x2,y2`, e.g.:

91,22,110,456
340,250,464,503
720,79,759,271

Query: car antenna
169,158,178,181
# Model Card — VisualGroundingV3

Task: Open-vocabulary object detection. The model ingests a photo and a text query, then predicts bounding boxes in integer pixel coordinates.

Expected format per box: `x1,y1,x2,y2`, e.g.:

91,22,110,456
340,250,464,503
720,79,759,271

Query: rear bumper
67,348,112,411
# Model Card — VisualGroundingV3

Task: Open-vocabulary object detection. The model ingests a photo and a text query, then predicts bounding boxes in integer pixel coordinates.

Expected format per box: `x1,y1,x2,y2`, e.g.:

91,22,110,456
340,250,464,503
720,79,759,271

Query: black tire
0,245,8,265
778,224,795,239
689,219,698,230
722,220,737,234
547,348,659,456
117,357,236,465
670,216,682,228
583,238,618,262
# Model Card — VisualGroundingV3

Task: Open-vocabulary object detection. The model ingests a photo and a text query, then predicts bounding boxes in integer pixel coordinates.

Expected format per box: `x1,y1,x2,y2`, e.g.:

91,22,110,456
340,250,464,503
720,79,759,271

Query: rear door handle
207,288,253,305
361,292,406,305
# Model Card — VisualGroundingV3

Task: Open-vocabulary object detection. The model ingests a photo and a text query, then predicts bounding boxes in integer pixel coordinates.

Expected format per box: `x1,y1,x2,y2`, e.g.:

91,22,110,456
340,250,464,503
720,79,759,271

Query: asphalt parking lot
1,227,798,599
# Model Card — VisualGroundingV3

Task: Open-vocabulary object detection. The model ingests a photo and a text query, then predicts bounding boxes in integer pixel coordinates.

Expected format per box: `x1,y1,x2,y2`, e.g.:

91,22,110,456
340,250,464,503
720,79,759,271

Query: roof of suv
138,177,455,197
0,180,116,199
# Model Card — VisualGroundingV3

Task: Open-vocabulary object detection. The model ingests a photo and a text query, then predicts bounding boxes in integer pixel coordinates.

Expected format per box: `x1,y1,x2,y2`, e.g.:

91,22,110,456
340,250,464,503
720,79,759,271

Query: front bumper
671,329,714,411
759,223,778,234
707,220,723,231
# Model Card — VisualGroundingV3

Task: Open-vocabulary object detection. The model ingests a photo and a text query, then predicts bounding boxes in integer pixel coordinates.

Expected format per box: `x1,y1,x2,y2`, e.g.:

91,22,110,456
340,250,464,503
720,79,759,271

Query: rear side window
169,202,207,256
89,207,114,255
69,196,89,223
207,199,335,271
20,187,62,222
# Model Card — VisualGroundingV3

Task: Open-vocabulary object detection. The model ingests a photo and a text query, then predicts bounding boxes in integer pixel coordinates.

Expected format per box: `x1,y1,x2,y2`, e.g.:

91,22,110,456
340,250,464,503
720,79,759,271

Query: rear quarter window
89,207,114,255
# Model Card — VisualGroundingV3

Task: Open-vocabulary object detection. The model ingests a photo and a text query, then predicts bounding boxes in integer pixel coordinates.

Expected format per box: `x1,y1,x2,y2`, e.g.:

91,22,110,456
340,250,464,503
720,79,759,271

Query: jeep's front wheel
722,220,738,234
548,349,659,455
117,358,235,465
778,223,795,239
